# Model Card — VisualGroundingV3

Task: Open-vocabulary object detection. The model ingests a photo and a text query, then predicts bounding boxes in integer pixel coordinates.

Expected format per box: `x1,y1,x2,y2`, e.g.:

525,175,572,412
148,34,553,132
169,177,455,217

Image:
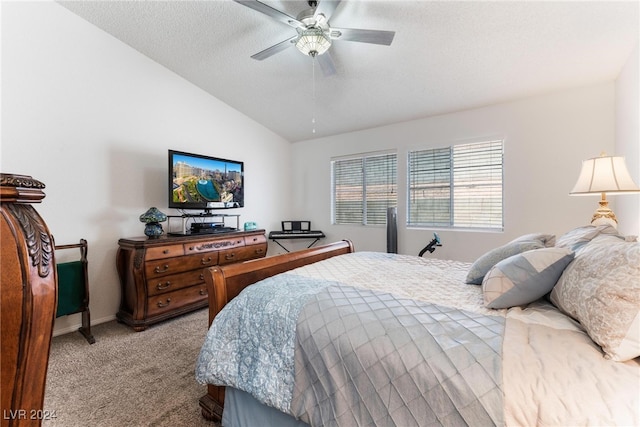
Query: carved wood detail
7,204,53,278
0,174,46,189
133,250,144,270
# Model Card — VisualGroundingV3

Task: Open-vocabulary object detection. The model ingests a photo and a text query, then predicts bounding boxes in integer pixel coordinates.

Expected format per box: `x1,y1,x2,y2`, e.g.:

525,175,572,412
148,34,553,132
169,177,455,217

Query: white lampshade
570,155,640,195
570,154,640,228
295,28,331,57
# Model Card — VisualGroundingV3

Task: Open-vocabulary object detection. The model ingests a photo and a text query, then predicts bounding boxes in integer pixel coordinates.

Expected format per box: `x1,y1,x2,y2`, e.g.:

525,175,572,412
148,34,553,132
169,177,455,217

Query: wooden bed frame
198,239,355,421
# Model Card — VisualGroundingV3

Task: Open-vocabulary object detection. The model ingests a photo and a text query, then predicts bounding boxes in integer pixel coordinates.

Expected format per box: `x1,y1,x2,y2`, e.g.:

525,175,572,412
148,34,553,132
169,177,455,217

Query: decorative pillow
509,233,556,247
555,224,620,252
587,234,627,245
465,237,550,284
482,247,574,309
550,239,640,362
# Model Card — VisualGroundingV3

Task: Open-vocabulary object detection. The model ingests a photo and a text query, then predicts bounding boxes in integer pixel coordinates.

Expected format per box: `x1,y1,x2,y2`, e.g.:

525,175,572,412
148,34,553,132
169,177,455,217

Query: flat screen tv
169,149,244,211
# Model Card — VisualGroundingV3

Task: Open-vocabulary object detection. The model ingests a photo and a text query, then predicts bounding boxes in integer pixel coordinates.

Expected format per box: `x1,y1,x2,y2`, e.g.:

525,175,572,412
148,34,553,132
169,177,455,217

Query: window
332,152,397,225
408,140,503,229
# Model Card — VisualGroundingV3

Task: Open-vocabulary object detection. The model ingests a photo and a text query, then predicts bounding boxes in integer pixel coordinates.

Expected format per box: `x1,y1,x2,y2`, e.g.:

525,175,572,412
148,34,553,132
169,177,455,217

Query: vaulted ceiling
59,1,639,142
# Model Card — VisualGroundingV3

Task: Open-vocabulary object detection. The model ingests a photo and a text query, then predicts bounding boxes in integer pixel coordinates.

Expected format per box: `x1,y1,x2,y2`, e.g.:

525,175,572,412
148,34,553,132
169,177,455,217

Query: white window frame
331,151,397,226
407,140,504,230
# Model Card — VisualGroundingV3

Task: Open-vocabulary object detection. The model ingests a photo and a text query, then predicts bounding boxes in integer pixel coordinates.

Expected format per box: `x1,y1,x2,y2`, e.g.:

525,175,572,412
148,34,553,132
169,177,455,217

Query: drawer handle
225,253,236,260
255,248,264,254
199,289,207,296
163,249,170,254
157,298,171,308
154,264,170,274
201,256,213,265
199,273,204,280
156,281,171,290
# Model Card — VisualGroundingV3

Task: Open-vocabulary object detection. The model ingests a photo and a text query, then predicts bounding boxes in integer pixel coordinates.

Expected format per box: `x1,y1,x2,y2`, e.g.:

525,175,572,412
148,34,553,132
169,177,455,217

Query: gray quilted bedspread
197,252,640,426
291,285,505,427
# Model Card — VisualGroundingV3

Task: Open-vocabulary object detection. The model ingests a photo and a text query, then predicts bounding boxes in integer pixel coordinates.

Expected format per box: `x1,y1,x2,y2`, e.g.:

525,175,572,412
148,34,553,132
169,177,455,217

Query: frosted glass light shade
295,28,331,57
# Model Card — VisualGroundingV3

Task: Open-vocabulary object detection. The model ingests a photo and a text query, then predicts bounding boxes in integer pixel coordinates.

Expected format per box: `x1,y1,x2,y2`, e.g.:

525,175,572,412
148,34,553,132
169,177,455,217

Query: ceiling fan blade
330,27,395,46
317,52,337,77
314,0,341,21
233,0,303,29
251,36,297,60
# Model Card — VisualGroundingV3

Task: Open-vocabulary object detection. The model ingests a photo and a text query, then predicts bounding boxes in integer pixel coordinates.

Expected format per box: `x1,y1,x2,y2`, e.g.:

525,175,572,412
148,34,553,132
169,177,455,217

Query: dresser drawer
245,233,267,246
184,236,245,254
146,269,205,297
218,243,268,265
145,244,184,260
147,285,208,317
145,252,218,278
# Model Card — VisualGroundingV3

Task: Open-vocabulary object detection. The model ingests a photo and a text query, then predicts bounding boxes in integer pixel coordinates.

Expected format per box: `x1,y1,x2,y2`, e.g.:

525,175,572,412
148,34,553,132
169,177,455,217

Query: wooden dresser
116,230,267,331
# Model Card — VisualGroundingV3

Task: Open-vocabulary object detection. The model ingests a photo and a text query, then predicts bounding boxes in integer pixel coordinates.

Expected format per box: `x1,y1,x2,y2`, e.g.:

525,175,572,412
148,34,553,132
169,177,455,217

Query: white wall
615,42,640,237
1,2,292,335
292,83,618,261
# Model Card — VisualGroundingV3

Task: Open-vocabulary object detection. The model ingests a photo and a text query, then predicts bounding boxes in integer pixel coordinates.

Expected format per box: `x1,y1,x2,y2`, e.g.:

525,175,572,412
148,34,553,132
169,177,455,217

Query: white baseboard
52,314,117,337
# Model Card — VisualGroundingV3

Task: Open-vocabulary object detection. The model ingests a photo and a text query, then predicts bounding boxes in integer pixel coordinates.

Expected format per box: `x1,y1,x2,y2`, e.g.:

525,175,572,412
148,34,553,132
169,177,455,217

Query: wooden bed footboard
199,240,354,421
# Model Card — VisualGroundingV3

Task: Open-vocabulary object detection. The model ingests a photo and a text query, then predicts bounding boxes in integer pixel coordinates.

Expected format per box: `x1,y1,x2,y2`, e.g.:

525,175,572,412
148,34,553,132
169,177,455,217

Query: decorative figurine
139,207,167,238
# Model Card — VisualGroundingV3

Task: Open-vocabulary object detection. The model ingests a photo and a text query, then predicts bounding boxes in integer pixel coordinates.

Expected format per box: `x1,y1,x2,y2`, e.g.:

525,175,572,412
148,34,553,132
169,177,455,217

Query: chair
54,238,95,344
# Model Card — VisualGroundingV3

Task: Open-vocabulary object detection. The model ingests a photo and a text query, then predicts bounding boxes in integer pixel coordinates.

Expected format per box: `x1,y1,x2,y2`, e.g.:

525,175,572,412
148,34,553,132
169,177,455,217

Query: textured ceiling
58,1,639,143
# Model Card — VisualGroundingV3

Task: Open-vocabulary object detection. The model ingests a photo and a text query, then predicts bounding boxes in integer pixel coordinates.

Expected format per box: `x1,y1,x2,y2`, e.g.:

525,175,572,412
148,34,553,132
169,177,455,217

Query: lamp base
590,199,618,228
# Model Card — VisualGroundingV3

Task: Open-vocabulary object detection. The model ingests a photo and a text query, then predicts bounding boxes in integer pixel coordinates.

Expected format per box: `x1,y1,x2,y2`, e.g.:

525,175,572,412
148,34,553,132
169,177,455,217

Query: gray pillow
482,247,574,309
555,224,621,252
465,240,546,284
510,233,556,247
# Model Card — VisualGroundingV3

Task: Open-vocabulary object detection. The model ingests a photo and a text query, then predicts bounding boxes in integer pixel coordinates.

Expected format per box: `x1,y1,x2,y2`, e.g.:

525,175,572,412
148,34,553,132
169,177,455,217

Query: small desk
268,230,326,253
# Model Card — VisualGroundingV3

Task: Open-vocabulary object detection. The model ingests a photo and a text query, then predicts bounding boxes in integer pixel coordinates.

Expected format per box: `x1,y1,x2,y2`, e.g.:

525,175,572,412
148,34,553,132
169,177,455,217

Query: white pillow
550,239,640,362
483,247,574,309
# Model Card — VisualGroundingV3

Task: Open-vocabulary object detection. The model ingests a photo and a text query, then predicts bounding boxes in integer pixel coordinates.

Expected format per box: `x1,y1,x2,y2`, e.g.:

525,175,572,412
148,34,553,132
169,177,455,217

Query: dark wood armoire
1,173,57,427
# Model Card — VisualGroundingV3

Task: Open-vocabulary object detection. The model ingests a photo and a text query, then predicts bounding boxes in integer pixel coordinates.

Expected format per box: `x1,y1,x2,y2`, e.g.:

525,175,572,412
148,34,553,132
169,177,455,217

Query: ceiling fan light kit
235,0,395,69
295,28,332,57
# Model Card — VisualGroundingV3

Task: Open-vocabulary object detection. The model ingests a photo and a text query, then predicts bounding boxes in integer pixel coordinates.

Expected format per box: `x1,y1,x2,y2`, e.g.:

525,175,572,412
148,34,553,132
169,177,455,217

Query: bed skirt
222,387,309,427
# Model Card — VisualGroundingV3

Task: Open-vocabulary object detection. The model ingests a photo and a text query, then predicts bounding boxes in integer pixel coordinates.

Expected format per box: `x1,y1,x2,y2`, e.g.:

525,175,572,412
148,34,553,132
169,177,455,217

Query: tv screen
169,150,244,211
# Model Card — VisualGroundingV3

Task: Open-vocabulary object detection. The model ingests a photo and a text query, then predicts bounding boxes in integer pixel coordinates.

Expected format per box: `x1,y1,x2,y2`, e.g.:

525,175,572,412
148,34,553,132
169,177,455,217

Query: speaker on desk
386,207,397,254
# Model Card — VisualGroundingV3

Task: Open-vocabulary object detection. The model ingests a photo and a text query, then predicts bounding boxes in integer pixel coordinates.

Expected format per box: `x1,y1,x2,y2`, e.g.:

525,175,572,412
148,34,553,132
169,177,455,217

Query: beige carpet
43,309,220,427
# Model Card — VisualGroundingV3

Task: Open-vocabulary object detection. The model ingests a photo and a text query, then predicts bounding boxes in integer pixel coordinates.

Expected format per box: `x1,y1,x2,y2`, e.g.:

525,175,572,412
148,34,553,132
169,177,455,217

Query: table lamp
570,153,640,228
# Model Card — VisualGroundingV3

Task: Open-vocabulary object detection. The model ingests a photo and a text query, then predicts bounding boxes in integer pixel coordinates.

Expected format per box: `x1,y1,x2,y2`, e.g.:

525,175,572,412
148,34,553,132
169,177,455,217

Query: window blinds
332,153,397,225
408,140,503,229
408,147,451,226
333,158,364,224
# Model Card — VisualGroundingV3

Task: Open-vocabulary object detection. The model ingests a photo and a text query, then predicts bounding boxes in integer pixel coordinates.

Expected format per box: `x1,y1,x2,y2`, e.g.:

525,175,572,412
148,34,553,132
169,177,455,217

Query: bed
196,226,640,426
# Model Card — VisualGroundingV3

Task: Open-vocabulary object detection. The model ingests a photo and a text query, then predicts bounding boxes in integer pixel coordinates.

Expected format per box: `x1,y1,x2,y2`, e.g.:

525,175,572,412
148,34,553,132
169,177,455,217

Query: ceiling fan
234,0,395,76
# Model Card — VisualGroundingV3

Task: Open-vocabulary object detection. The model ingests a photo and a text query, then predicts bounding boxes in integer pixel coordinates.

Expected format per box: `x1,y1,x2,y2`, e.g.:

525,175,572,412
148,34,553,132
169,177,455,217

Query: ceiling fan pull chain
312,56,316,134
